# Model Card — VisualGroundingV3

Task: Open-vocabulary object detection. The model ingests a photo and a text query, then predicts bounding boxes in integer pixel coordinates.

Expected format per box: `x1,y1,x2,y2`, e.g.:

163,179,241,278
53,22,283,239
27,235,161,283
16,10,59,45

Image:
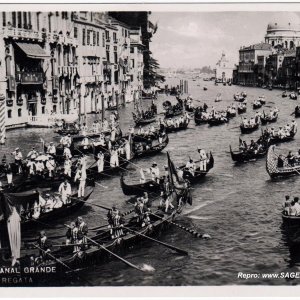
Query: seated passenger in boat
270,127,275,137
35,160,45,176
36,230,52,261
81,136,90,149
249,140,258,154
76,216,89,249
277,154,285,168
286,151,295,166
242,117,248,127
174,118,180,128
27,158,36,177
63,146,72,159
92,121,98,132
47,142,56,156
185,158,195,176
81,123,88,134
249,117,256,126
27,147,38,160
294,197,300,216
277,127,286,139
166,118,174,127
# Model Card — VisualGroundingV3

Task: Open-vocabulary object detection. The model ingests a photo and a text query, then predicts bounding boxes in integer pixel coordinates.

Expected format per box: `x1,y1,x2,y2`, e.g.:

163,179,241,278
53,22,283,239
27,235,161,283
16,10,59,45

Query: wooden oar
32,244,92,284
84,235,148,272
150,212,211,239
123,226,188,255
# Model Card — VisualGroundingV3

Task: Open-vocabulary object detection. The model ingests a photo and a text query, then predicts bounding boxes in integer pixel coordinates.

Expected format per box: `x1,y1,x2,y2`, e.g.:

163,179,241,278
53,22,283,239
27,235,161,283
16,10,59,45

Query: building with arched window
265,13,300,49
215,52,234,82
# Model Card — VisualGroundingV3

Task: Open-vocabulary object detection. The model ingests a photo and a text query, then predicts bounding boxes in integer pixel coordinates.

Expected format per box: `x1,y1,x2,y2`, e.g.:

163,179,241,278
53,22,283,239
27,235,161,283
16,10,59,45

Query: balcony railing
2,27,42,41
16,72,43,84
106,38,111,43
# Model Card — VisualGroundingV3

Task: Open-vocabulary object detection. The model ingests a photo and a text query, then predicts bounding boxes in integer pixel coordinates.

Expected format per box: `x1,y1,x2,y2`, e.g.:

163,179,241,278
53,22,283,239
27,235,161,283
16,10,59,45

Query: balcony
16,98,23,106
52,96,58,104
41,98,46,105
106,38,111,43
16,71,43,84
2,27,43,41
113,39,118,44
6,99,13,107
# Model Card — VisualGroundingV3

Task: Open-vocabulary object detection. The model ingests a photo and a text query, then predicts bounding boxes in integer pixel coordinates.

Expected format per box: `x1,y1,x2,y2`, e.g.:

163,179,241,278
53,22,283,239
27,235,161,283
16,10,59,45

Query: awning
15,42,50,59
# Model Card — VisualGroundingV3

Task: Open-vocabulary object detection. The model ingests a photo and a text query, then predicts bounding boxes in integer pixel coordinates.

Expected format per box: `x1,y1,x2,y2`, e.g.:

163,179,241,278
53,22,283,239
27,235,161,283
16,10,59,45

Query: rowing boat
260,111,278,124
240,122,259,134
208,117,228,126
266,145,300,178
282,213,300,244
165,119,190,133
230,145,267,163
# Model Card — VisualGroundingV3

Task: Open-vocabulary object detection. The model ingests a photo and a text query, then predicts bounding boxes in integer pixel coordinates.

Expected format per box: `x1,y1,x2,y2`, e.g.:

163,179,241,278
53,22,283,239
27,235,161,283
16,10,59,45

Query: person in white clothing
27,147,38,160
58,179,72,205
185,159,195,176
110,148,119,167
102,118,109,131
46,157,56,178
124,139,131,160
110,127,116,142
81,136,90,150
35,160,45,175
64,157,72,178
74,166,86,198
198,148,208,171
47,142,56,156
148,162,160,182
63,147,72,159
27,158,36,176
97,151,104,173
11,148,23,174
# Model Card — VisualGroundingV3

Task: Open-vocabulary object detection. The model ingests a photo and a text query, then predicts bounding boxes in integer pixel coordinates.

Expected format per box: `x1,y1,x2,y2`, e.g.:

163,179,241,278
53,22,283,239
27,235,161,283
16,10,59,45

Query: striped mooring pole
0,94,6,145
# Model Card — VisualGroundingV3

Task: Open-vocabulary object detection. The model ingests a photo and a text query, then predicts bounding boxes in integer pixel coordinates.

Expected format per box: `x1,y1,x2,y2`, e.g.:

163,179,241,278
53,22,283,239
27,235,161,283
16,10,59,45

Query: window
36,12,39,31
48,14,51,32
97,32,99,46
53,105,57,113
102,32,105,46
74,27,78,38
2,12,6,27
42,106,45,114
28,12,31,28
7,110,12,118
93,31,96,46
82,28,86,45
87,30,90,45
17,12,21,28
18,108,22,117
130,46,134,53
106,51,110,62
131,59,135,68
113,32,117,42
125,30,127,38
105,30,109,40
114,52,118,64
12,12,16,27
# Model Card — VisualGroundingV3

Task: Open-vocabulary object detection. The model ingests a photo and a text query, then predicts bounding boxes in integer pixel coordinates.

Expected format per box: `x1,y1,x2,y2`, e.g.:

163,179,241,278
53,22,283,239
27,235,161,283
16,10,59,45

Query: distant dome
267,13,300,31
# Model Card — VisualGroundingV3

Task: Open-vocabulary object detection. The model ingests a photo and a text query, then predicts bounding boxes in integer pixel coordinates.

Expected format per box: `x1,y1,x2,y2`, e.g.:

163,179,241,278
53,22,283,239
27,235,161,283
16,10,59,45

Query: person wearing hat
198,148,208,171
110,126,116,142
74,164,86,198
270,127,275,137
97,151,104,173
66,221,79,253
81,122,88,135
185,158,195,176
110,146,119,168
291,119,298,134
107,205,119,239
81,135,90,150
63,156,72,178
277,126,285,139
277,154,285,168
293,197,300,216
37,230,52,260
58,179,72,205
47,142,56,156
46,155,56,178
63,146,72,160
76,216,89,248
148,162,160,183
27,157,36,177
3,161,13,188
35,159,45,176
11,147,23,174
27,147,38,160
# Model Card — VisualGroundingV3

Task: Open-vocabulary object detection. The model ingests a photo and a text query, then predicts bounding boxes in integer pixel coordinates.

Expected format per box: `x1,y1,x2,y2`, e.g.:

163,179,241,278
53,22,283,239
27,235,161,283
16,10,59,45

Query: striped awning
15,42,49,59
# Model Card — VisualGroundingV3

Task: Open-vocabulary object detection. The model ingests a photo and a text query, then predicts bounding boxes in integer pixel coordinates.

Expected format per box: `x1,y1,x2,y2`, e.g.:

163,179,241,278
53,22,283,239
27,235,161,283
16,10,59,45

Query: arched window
285,41,288,48
18,108,22,117
272,41,275,47
290,41,294,49
7,109,12,118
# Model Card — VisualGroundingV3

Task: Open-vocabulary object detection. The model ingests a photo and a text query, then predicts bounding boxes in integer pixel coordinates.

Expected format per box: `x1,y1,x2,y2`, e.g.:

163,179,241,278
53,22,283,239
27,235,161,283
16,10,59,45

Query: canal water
3,77,300,286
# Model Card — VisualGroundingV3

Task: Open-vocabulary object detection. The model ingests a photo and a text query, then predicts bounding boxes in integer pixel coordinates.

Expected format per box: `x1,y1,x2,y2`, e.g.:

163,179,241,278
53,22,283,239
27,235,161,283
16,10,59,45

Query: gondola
208,117,228,126
203,87,207,91
260,111,278,125
133,135,169,159
268,131,296,145
266,145,300,179
226,110,236,119
184,104,194,112
164,119,190,133
229,145,267,163
165,107,183,118
133,113,156,126
120,175,161,196
194,112,208,125
281,213,300,244
295,106,300,117
282,91,288,98
237,105,247,114
240,122,259,134
180,153,214,184
106,105,118,111
1,186,94,229
290,93,298,100
253,101,262,109
55,123,80,136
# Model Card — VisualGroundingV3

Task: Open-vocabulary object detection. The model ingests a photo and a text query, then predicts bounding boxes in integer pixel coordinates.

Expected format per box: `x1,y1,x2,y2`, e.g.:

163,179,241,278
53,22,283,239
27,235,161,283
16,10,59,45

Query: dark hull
134,116,156,126
253,103,262,109
295,108,300,118
55,129,80,136
230,146,267,163
268,132,295,145
260,115,278,125
133,136,169,159
240,123,259,134
237,107,247,114
282,213,300,244
165,121,189,133
165,110,183,118
21,186,94,229
120,175,161,196
194,116,207,125
208,118,228,126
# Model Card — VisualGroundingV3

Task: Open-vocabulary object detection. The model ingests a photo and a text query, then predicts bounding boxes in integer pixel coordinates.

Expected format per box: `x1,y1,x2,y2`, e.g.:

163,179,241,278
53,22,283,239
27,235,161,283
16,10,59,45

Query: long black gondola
133,112,156,126
208,117,228,126
290,93,298,100
164,119,190,133
55,123,80,136
260,111,278,125
240,122,259,134
295,106,300,118
0,186,94,229
230,144,267,163
281,213,300,244
268,131,296,145
133,135,169,159
179,153,214,184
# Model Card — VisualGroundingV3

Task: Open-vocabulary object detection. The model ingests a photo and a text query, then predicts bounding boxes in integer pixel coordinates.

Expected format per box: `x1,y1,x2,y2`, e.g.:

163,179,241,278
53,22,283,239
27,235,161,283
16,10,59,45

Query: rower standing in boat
277,154,285,168
76,216,88,249
124,138,131,160
148,162,160,183
103,118,109,131
47,142,56,157
112,210,124,238
286,151,295,166
36,230,52,261
74,165,86,198
46,156,56,178
27,158,36,177
66,222,80,253
63,146,72,160
161,176,174,213
278,127,285,139
97,151,104,173
35,159,45,176
58,179,72,205
107,205,119,239
27,147,38,160
3,162,13,188
64,157,72,178
81,135,90,150
110,146,119,167
291,119,298,134
198,148,208,171
81,123,88,135
11,147,23,174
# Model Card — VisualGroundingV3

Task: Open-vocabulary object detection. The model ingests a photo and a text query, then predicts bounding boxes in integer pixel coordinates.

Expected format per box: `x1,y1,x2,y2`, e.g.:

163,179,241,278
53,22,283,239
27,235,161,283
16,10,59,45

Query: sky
150,11,300,69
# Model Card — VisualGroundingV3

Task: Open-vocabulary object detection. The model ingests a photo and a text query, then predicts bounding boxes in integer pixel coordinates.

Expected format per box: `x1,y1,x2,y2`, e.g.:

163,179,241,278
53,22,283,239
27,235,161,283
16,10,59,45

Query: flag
167,152,179,187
